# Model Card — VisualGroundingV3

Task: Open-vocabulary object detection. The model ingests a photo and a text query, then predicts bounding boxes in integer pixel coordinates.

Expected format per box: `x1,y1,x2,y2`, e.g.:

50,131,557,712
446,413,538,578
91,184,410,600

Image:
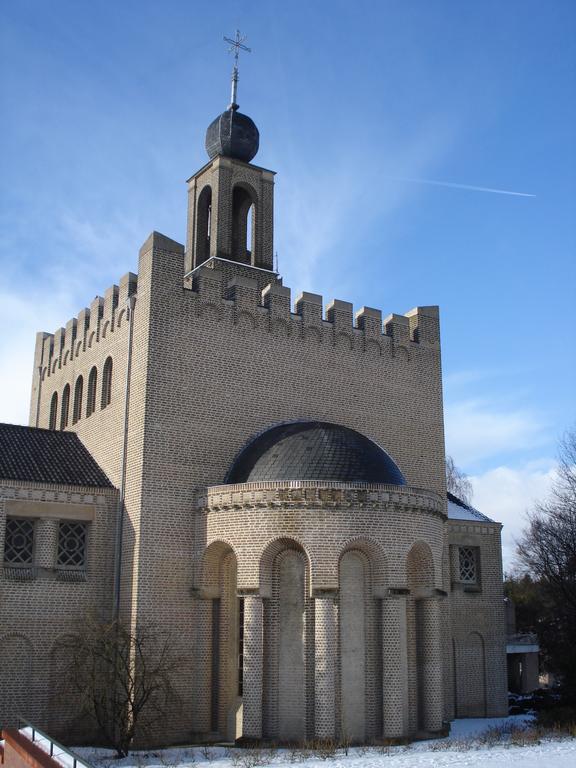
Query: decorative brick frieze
202,482,444,515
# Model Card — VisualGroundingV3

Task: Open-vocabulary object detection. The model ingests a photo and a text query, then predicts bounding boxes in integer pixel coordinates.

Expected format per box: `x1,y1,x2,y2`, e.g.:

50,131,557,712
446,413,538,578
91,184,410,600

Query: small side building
446,492,508,718
0,423,117,739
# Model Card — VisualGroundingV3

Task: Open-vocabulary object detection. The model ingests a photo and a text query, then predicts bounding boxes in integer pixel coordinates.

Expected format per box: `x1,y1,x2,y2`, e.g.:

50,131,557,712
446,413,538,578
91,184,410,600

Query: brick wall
0,481,117,737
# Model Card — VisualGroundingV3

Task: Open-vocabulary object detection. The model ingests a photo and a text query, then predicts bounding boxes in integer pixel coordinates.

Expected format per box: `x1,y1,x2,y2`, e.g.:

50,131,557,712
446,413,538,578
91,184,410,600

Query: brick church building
0,60,508,744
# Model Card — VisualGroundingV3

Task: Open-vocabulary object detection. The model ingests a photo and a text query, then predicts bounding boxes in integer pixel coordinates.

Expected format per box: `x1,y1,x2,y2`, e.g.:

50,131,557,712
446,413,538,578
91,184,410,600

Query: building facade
0,90,508,744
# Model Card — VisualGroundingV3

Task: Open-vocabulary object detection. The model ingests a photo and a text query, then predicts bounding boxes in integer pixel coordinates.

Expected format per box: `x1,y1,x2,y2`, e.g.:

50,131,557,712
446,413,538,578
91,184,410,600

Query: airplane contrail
391,176,536,198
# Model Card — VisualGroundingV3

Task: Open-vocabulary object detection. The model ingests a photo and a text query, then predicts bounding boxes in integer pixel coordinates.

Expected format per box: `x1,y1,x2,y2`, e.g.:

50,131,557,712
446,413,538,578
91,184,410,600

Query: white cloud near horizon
0,207,147,426
444,397,547,466
470,461,557,572
0,291,81,425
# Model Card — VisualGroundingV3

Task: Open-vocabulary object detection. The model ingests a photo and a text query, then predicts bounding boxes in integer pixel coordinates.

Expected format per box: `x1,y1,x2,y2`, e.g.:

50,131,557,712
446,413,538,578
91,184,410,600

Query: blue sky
1,0,574,566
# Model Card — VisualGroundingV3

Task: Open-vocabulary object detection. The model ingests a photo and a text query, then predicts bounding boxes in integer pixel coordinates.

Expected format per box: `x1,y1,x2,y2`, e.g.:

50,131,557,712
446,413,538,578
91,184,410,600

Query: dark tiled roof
226,421,406,485
0,423,113,488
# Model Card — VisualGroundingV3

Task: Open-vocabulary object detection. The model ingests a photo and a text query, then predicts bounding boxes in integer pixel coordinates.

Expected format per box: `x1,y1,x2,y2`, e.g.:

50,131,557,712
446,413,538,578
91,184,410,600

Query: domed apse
225,421,406,485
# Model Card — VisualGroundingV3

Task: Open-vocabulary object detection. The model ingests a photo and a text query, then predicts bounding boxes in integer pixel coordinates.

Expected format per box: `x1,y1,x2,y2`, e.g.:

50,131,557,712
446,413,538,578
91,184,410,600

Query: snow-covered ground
74,716,576,768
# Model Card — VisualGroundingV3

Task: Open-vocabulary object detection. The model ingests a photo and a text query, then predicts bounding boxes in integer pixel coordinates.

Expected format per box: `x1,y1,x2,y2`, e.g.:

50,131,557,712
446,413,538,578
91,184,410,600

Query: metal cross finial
223,29,251,109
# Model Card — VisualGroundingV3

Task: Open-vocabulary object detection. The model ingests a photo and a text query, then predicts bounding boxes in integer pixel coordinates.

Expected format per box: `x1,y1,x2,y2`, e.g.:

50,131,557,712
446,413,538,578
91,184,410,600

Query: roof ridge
0,421,82,437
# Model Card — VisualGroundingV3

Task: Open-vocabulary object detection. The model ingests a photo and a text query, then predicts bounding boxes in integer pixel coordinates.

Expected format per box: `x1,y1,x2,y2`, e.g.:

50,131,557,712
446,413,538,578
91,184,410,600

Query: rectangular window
4,518,35,565
459,546,479,584
57,521,87,569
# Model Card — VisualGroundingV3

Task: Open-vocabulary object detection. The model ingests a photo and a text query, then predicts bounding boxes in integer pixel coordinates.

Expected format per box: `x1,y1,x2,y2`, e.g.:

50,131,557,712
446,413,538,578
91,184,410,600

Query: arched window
101,357,113,409
86,366,97,417
195,185,212,267
72,376,83,424
49,392,58,430
60,384,70,430
231,184,256,264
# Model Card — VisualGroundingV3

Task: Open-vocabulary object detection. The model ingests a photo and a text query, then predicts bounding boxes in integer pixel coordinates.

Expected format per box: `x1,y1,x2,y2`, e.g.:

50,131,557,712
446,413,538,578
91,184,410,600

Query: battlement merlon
31,227,440,389
183,251,440,345
31,270,139,382
185,258,440,346
404,306,440,345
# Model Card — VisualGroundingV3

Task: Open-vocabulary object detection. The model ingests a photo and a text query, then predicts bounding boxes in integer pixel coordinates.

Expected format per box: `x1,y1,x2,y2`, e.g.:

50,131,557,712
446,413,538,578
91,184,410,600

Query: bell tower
185,32,275,275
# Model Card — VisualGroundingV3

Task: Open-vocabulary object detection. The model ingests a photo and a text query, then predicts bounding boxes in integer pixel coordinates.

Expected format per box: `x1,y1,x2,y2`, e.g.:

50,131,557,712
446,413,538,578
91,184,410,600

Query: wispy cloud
0,290,81,425
444,398,547,465
471,460,557,570
0,206,148,426
276,115,460,294
389,176,535,198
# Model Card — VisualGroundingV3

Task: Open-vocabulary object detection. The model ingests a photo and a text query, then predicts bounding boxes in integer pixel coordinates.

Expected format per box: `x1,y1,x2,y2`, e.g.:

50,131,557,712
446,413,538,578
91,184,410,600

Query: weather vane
224,29,251,110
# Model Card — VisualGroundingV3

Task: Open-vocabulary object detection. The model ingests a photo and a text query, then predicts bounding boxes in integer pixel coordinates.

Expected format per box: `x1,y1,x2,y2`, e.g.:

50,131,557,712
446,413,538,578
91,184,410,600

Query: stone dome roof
225,421,405,485
205,107,259,163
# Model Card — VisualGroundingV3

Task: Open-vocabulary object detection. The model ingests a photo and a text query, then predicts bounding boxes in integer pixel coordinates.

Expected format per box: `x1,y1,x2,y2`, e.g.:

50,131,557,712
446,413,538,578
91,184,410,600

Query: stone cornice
199,481,444,516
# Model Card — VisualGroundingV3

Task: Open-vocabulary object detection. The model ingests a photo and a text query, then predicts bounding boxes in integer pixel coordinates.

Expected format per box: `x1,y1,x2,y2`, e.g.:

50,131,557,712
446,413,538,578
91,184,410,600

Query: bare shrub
161,751,183,768
287,747,304,763
199,745,215,761
56,614,184,758
237,748,268,768
305,739,337,760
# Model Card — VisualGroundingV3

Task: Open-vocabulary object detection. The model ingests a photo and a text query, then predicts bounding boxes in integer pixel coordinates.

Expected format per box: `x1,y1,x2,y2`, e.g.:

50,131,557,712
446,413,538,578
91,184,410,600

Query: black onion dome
205,108,259,163
226,421,405,485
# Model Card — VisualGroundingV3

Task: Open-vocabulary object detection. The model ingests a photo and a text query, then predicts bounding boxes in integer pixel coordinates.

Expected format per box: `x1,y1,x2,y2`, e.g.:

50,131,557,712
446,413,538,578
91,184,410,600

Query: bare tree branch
55,613,186,757
446,455,473,504
516,425,576,699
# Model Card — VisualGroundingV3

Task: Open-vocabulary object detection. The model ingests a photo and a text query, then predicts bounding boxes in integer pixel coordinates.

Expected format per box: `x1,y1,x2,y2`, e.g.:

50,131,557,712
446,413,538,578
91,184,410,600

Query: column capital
238,588,263,598
413,587,446,601
386,586,410,597
312,588,338,599
189,586,220,599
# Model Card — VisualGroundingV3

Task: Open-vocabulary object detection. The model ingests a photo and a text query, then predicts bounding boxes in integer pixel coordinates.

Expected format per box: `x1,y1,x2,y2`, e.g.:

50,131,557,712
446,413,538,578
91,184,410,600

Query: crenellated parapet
183,263,440,361
38,271,137,380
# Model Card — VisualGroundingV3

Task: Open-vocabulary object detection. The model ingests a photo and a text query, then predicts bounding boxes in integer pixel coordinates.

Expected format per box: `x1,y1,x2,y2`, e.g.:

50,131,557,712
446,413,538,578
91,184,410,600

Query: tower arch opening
231,183,257,265
195,185,212,268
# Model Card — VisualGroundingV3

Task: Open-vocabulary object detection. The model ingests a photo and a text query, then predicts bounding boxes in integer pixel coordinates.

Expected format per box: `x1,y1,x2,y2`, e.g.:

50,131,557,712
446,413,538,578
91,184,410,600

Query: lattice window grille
57,522,87,568
459,546,477,583
4,518,34,565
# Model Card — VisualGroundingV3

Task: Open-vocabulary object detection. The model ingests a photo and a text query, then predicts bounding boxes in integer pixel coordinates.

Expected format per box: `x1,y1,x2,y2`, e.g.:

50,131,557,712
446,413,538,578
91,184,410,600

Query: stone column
314,594,337,739
36,518,59,570
381,595,409,738
450,545,460,586
419,597,443,732
242,595,264,740
191,597,213,734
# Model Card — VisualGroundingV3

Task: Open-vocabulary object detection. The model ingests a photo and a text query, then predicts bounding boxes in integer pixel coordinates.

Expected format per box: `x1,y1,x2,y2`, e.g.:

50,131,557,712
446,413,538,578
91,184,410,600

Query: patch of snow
77,717,576,768
445,714,535,739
